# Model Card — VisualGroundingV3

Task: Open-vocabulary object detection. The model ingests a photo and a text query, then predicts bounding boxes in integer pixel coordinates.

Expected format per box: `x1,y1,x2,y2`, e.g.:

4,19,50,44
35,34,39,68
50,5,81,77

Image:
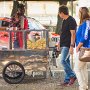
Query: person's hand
55,41,60,51
69,46,74,54
13,27,17,31
76,47,79,53
56,44,60,51
56,41,60,51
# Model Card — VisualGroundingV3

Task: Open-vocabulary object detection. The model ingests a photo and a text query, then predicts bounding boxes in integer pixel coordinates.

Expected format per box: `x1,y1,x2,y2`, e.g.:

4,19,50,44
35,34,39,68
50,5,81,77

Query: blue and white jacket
76,20,90,48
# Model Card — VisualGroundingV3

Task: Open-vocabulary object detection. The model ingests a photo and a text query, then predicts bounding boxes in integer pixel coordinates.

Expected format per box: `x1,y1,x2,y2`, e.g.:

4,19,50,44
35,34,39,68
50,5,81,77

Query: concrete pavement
0,53,90,90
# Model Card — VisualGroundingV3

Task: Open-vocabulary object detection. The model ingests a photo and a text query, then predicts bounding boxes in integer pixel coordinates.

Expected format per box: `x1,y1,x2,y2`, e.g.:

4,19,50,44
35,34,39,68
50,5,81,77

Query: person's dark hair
59,5,69,15
18,4,25,16
18,4,25,9
79,7,90,25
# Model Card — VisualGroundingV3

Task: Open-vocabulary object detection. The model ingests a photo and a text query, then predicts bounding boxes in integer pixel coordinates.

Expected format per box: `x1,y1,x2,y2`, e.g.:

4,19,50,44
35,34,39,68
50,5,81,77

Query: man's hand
69,46,74,54
56,41,60,51
56,45,60,51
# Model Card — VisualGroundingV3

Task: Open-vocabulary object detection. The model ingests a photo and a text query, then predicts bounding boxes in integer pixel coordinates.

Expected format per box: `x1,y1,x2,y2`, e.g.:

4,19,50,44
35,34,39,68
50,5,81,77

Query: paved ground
0,74,79,90
0,53,90,90
1,71,90,90
0,66,90,90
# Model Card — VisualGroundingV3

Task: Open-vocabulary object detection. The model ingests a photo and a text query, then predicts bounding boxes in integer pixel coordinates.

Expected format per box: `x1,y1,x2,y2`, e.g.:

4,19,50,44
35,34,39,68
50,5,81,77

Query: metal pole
71,0,74,69
25,1,27,16
71,0,73,16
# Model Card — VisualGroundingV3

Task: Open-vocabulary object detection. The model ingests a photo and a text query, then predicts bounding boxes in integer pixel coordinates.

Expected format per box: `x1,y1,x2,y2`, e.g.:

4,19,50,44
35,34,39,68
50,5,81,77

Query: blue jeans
13,40,19,48
60,47,76,83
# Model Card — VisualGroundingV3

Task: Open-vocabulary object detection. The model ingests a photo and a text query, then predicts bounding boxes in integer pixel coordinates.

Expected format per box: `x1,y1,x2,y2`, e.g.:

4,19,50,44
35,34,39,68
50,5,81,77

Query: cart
0,29,51,84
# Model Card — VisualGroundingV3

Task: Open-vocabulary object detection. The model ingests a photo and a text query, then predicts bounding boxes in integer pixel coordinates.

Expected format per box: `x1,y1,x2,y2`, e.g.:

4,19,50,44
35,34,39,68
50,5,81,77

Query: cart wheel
2,61,25,84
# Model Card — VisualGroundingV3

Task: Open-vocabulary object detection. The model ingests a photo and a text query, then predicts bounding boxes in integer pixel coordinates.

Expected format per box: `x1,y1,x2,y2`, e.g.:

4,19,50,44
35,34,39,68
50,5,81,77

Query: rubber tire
2,61,25,84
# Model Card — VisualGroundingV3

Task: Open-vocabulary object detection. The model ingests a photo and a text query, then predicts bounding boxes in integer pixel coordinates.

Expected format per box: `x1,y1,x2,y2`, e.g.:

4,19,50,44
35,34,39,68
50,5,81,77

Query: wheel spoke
7,66,13,71
15,66,22,71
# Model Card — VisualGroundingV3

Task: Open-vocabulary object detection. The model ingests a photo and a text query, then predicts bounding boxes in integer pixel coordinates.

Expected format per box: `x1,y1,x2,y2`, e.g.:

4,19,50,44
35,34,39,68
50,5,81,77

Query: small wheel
2,61,25,84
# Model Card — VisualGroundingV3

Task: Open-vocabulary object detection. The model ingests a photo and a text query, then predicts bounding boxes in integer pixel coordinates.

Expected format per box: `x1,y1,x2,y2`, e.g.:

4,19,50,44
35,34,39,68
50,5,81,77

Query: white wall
0,1,59,25
78,0,90,7
0,1,80,26
0,1,13,17
27,1,59,16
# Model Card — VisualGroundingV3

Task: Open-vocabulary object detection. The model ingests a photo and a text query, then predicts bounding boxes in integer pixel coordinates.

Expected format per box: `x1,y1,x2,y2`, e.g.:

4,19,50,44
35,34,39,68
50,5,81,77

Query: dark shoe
60,82,69,86
68,77,76,86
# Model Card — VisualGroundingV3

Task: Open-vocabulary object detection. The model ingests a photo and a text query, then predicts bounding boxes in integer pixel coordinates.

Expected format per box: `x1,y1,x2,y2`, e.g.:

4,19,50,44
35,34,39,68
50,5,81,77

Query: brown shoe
68,77,76,86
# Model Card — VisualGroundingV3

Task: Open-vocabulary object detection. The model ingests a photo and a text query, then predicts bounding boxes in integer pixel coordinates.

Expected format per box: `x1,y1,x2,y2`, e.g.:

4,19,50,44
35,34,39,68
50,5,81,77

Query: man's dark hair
59,6,69,15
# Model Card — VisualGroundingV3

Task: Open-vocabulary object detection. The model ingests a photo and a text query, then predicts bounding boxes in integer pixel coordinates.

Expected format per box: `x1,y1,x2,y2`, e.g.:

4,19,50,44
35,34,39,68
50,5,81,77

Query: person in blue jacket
74,7,90,90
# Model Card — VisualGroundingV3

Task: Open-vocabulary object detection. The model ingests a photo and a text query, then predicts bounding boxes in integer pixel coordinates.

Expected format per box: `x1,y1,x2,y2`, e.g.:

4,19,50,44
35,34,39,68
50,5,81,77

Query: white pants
74,52,88,90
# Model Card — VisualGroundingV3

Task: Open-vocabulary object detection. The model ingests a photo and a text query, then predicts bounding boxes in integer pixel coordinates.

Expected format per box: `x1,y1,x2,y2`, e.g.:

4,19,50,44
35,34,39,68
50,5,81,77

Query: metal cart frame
0,29,51,84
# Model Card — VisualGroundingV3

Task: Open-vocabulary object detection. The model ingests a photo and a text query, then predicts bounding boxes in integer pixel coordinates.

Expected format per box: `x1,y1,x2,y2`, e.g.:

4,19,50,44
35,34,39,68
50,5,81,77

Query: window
2,21,9,27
